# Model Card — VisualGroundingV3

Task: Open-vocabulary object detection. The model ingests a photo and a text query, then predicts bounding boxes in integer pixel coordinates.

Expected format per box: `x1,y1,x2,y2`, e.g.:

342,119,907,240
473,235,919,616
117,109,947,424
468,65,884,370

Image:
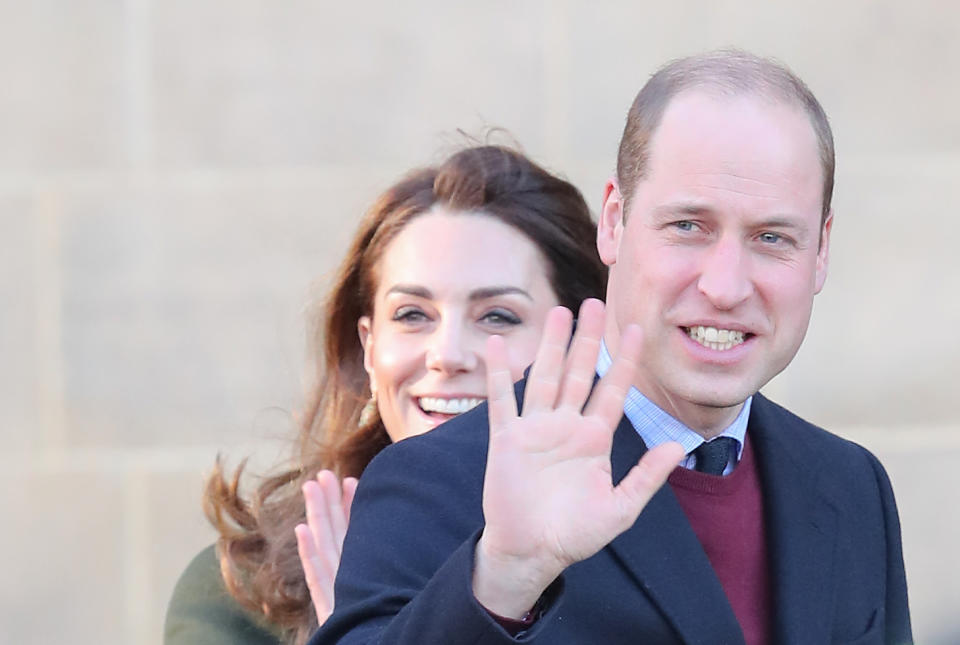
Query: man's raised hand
472,299,684,618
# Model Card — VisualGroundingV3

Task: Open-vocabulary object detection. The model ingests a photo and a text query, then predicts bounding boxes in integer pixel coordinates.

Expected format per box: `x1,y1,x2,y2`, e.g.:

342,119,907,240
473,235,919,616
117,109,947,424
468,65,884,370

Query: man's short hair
616,49,835,226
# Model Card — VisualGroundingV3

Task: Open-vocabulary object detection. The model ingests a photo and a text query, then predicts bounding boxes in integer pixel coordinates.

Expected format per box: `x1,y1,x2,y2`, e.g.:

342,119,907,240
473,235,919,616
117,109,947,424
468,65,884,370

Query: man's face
598,90,832,433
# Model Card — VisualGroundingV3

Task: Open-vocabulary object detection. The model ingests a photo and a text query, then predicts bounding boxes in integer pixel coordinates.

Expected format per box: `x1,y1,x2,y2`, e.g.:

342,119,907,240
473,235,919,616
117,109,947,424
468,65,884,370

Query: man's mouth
417,396,485,416
683,325,750,351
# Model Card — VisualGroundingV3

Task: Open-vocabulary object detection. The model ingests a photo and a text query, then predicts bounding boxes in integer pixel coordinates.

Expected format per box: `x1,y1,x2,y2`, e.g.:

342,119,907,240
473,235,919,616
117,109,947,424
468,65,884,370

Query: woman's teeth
686,325,746,351
418,397,485,415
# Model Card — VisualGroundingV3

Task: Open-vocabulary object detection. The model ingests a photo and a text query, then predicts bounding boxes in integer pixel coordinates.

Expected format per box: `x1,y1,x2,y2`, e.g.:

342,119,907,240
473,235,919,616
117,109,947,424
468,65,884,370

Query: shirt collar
595,339,751,462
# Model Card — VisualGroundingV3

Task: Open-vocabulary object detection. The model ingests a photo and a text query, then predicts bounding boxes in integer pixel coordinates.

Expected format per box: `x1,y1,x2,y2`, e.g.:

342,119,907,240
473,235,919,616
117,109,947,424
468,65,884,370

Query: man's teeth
418,397,485,415
686,326,746,351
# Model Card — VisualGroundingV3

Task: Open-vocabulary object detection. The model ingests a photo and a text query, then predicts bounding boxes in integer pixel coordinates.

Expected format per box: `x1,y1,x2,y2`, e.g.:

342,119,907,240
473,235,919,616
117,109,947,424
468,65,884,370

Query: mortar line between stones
33,190,66,458
123,0,155,171
541,0,572,166
122,466,151,645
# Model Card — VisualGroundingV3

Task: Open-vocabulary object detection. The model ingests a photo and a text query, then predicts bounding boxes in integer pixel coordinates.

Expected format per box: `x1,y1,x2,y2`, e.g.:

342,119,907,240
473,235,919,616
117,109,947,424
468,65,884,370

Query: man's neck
650,395,745,440
600,333,744,439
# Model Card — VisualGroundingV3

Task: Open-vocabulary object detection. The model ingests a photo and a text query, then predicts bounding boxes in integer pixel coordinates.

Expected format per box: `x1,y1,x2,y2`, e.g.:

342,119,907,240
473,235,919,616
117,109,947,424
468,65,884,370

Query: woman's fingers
304,480,339,558
316,471,348,551
295,522,334,624
299,470,355,626
341,477,358,527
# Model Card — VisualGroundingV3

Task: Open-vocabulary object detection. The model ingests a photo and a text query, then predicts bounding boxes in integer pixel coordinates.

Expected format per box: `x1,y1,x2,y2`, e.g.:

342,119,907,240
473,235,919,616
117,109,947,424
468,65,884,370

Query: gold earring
359,393,378,427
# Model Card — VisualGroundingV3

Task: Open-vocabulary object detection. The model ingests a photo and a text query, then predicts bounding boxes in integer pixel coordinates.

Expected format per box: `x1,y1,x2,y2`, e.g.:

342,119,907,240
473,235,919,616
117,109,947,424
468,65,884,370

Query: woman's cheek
372,334,425,386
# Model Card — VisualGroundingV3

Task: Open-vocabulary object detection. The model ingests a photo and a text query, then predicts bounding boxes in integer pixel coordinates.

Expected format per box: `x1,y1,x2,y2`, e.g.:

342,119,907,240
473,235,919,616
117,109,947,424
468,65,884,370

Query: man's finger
485,334,518,435
556,299,605,412
583,324,644,429
611,441,685,531
521,306,574,415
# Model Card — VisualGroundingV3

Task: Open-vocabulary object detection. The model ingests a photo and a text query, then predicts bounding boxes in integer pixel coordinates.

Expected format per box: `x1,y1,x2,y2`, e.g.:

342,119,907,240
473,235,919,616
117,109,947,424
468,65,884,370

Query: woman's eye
480,309,522,327
392,307,429,324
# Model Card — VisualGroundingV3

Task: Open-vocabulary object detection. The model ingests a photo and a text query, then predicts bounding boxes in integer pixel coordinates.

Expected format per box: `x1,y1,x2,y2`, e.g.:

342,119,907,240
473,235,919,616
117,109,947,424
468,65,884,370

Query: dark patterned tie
692,437,738,475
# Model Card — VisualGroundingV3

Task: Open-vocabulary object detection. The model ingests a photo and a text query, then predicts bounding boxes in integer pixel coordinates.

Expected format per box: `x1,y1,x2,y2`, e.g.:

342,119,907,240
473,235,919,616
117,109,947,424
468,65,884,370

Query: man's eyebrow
469,286,532,301
653,201,713,217
654,203,812,231
756,216,810,233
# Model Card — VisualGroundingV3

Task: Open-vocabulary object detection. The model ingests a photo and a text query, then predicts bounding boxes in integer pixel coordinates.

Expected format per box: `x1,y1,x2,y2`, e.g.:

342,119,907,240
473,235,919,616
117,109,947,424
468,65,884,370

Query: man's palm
474,300,684,618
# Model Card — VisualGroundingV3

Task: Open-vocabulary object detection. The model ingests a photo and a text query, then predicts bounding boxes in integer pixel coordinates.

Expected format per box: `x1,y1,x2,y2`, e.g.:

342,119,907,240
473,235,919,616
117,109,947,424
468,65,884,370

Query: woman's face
359,209,560,442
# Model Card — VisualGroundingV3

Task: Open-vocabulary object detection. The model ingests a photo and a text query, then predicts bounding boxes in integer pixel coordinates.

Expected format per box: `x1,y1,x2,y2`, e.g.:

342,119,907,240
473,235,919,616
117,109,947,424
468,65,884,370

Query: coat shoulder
164,544,282,645
751,393,878,465
750,393,896,512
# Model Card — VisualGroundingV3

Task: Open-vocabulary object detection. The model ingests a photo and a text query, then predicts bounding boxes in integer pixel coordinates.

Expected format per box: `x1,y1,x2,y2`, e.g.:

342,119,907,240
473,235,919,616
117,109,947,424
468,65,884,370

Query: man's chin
691,393,753,410
677,369,766,410
677,382,757,415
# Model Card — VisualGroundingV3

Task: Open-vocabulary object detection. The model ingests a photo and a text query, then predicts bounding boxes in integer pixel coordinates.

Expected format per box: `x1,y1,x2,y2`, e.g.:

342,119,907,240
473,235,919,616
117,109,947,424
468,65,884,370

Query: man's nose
696,237,754,310
425,322,478,374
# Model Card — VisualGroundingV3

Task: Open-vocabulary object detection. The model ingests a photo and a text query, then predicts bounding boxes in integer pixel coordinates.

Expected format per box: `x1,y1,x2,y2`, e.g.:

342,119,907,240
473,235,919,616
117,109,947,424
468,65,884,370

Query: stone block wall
1,1,957,643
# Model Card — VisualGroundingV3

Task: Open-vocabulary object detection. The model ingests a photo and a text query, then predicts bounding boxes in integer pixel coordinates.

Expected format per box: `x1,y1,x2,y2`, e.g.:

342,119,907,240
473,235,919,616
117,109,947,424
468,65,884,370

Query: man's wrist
472,533,561,619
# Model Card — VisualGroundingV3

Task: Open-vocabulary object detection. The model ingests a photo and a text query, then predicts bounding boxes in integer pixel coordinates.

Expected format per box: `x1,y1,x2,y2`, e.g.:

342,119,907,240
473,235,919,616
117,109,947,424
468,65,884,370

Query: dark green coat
164,545,283,645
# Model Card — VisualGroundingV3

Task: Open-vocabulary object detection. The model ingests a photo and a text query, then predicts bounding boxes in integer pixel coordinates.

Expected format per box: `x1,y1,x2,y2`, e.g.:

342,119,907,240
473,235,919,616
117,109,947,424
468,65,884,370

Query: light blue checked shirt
596,340,751,475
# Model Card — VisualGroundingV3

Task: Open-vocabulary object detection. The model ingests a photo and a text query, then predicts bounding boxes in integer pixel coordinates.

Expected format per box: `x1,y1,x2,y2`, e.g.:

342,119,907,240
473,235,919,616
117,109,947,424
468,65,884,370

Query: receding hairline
616,49,835,224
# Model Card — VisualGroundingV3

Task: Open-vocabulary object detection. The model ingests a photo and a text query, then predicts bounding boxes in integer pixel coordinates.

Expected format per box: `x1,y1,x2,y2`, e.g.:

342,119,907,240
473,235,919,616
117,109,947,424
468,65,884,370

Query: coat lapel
606,417,746,645
748,394,838,645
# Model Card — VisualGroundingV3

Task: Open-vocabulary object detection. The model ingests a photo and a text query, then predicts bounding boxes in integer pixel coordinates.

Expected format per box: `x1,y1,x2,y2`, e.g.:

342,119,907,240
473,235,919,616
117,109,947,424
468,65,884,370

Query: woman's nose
425,323,479,374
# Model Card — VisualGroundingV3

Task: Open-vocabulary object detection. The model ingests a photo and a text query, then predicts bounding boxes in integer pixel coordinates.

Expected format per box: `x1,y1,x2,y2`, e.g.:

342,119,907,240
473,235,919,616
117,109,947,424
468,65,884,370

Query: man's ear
358,316,377,394
597,178,625,266
814,210,833,294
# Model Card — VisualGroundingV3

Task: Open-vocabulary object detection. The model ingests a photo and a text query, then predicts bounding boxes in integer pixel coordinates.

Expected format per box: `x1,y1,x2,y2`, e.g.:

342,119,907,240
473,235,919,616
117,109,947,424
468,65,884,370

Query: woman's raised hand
295,470,358,626
472,299,684,619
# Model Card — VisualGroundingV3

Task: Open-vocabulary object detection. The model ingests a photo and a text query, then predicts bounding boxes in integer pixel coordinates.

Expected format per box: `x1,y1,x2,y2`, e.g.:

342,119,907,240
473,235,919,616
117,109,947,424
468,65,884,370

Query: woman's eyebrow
384,285,532,301
384,284,432,299
469,286,532,301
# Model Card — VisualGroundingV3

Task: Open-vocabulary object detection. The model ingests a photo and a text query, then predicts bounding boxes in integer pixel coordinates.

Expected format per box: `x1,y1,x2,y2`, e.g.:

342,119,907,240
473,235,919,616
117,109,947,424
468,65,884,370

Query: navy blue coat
308,392,911,644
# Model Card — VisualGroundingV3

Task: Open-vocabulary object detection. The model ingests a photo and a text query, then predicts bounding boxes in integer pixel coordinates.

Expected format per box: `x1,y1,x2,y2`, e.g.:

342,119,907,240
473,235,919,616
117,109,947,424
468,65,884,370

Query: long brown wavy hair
203,145,607,644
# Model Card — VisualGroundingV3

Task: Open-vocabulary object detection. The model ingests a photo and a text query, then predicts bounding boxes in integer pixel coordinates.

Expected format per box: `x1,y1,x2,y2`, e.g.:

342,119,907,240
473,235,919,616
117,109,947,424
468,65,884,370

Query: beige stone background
1,1,958,643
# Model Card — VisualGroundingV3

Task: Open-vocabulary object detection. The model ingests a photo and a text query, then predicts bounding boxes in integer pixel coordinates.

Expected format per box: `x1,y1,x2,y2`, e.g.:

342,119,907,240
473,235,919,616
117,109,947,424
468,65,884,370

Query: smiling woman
163,144,607,645
360,211,560,442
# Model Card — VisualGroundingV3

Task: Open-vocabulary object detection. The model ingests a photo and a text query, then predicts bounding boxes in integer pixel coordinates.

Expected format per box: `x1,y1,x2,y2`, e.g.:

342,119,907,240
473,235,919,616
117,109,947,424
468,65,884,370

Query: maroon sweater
669,436,771,645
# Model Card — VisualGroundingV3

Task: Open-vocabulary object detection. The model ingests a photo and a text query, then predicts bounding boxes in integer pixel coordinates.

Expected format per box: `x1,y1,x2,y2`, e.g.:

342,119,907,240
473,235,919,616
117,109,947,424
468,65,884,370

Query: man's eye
673,220,698,232
480,309,522,327
758,232,783,244
392,307,429,323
